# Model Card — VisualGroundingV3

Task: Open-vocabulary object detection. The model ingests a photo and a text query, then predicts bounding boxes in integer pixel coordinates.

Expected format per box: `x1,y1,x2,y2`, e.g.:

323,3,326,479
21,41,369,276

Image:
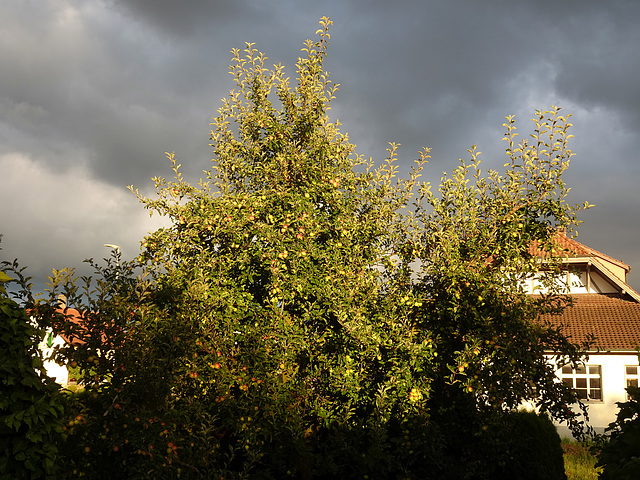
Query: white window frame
625,365,640,400
560,364,603,402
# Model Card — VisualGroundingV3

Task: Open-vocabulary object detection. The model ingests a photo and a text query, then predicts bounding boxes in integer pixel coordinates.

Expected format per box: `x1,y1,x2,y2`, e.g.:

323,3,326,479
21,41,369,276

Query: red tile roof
540,294,640,351
56,307,89,345
529,231,630,273
55,307,111,345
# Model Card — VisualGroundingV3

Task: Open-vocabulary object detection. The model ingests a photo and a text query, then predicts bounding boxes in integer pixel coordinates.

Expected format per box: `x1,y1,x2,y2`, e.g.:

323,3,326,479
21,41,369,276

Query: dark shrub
597,385,640,479
0,269,65,480
476,410,567,480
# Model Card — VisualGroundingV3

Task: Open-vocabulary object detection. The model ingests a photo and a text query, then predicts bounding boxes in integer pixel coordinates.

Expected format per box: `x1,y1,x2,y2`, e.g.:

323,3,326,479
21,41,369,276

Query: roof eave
590,257,640,303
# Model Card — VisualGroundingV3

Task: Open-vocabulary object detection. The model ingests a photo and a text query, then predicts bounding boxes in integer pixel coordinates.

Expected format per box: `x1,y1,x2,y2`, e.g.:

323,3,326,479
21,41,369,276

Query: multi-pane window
561,365,602,401
625,365,640,399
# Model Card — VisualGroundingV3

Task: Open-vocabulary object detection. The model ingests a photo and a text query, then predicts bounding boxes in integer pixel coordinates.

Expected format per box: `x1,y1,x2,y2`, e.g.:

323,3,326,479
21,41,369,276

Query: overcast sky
2,0,639,293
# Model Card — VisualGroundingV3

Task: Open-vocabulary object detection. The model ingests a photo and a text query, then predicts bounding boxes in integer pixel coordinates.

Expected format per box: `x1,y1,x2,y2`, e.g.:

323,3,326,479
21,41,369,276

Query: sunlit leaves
32,17,590,478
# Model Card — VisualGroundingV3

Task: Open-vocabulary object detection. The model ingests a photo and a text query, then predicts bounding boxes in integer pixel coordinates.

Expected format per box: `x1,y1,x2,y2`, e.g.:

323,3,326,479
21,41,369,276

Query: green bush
596,385,640,479
0,268,65,480
476,410,566,480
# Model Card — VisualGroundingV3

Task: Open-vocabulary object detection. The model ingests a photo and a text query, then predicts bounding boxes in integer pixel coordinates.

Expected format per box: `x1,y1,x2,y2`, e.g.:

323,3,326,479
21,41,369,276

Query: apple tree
44,18,590,480
407,108,593,475
48,18,436,479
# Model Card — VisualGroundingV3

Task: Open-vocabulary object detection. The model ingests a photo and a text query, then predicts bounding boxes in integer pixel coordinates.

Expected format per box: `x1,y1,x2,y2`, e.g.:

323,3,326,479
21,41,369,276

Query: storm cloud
1,0,639,290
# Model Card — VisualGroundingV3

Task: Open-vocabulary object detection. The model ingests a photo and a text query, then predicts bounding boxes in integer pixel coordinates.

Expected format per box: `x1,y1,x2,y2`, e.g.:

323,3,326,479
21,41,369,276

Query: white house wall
568,270,616,294
523,270,618,295
601,262,628,284
39,332,69,385
588,271,618,294
523,274,571,294
552,353,639,438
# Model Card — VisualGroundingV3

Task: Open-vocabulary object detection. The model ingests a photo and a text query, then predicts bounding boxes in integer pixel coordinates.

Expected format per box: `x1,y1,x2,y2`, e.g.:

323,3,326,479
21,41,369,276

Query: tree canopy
5,17,592,480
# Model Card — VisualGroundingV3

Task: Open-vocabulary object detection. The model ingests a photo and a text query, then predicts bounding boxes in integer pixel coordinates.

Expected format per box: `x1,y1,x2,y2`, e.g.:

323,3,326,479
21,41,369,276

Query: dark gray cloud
105,0,262,37
1,0,639,291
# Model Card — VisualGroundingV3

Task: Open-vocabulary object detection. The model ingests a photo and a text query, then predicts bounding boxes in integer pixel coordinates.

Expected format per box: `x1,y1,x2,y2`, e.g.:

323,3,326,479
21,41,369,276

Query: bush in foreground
0,266,65,479
596,385,640,479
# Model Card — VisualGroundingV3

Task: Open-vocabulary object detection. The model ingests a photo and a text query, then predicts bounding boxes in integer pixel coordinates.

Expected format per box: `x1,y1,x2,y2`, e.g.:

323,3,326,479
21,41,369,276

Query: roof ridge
529,231,630,272
561,234,630,271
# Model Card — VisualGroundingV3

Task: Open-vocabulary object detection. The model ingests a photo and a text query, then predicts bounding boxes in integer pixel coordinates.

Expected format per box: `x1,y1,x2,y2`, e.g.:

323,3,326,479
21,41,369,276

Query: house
527,232,640,436
39,298,89,387
40,326,70,385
